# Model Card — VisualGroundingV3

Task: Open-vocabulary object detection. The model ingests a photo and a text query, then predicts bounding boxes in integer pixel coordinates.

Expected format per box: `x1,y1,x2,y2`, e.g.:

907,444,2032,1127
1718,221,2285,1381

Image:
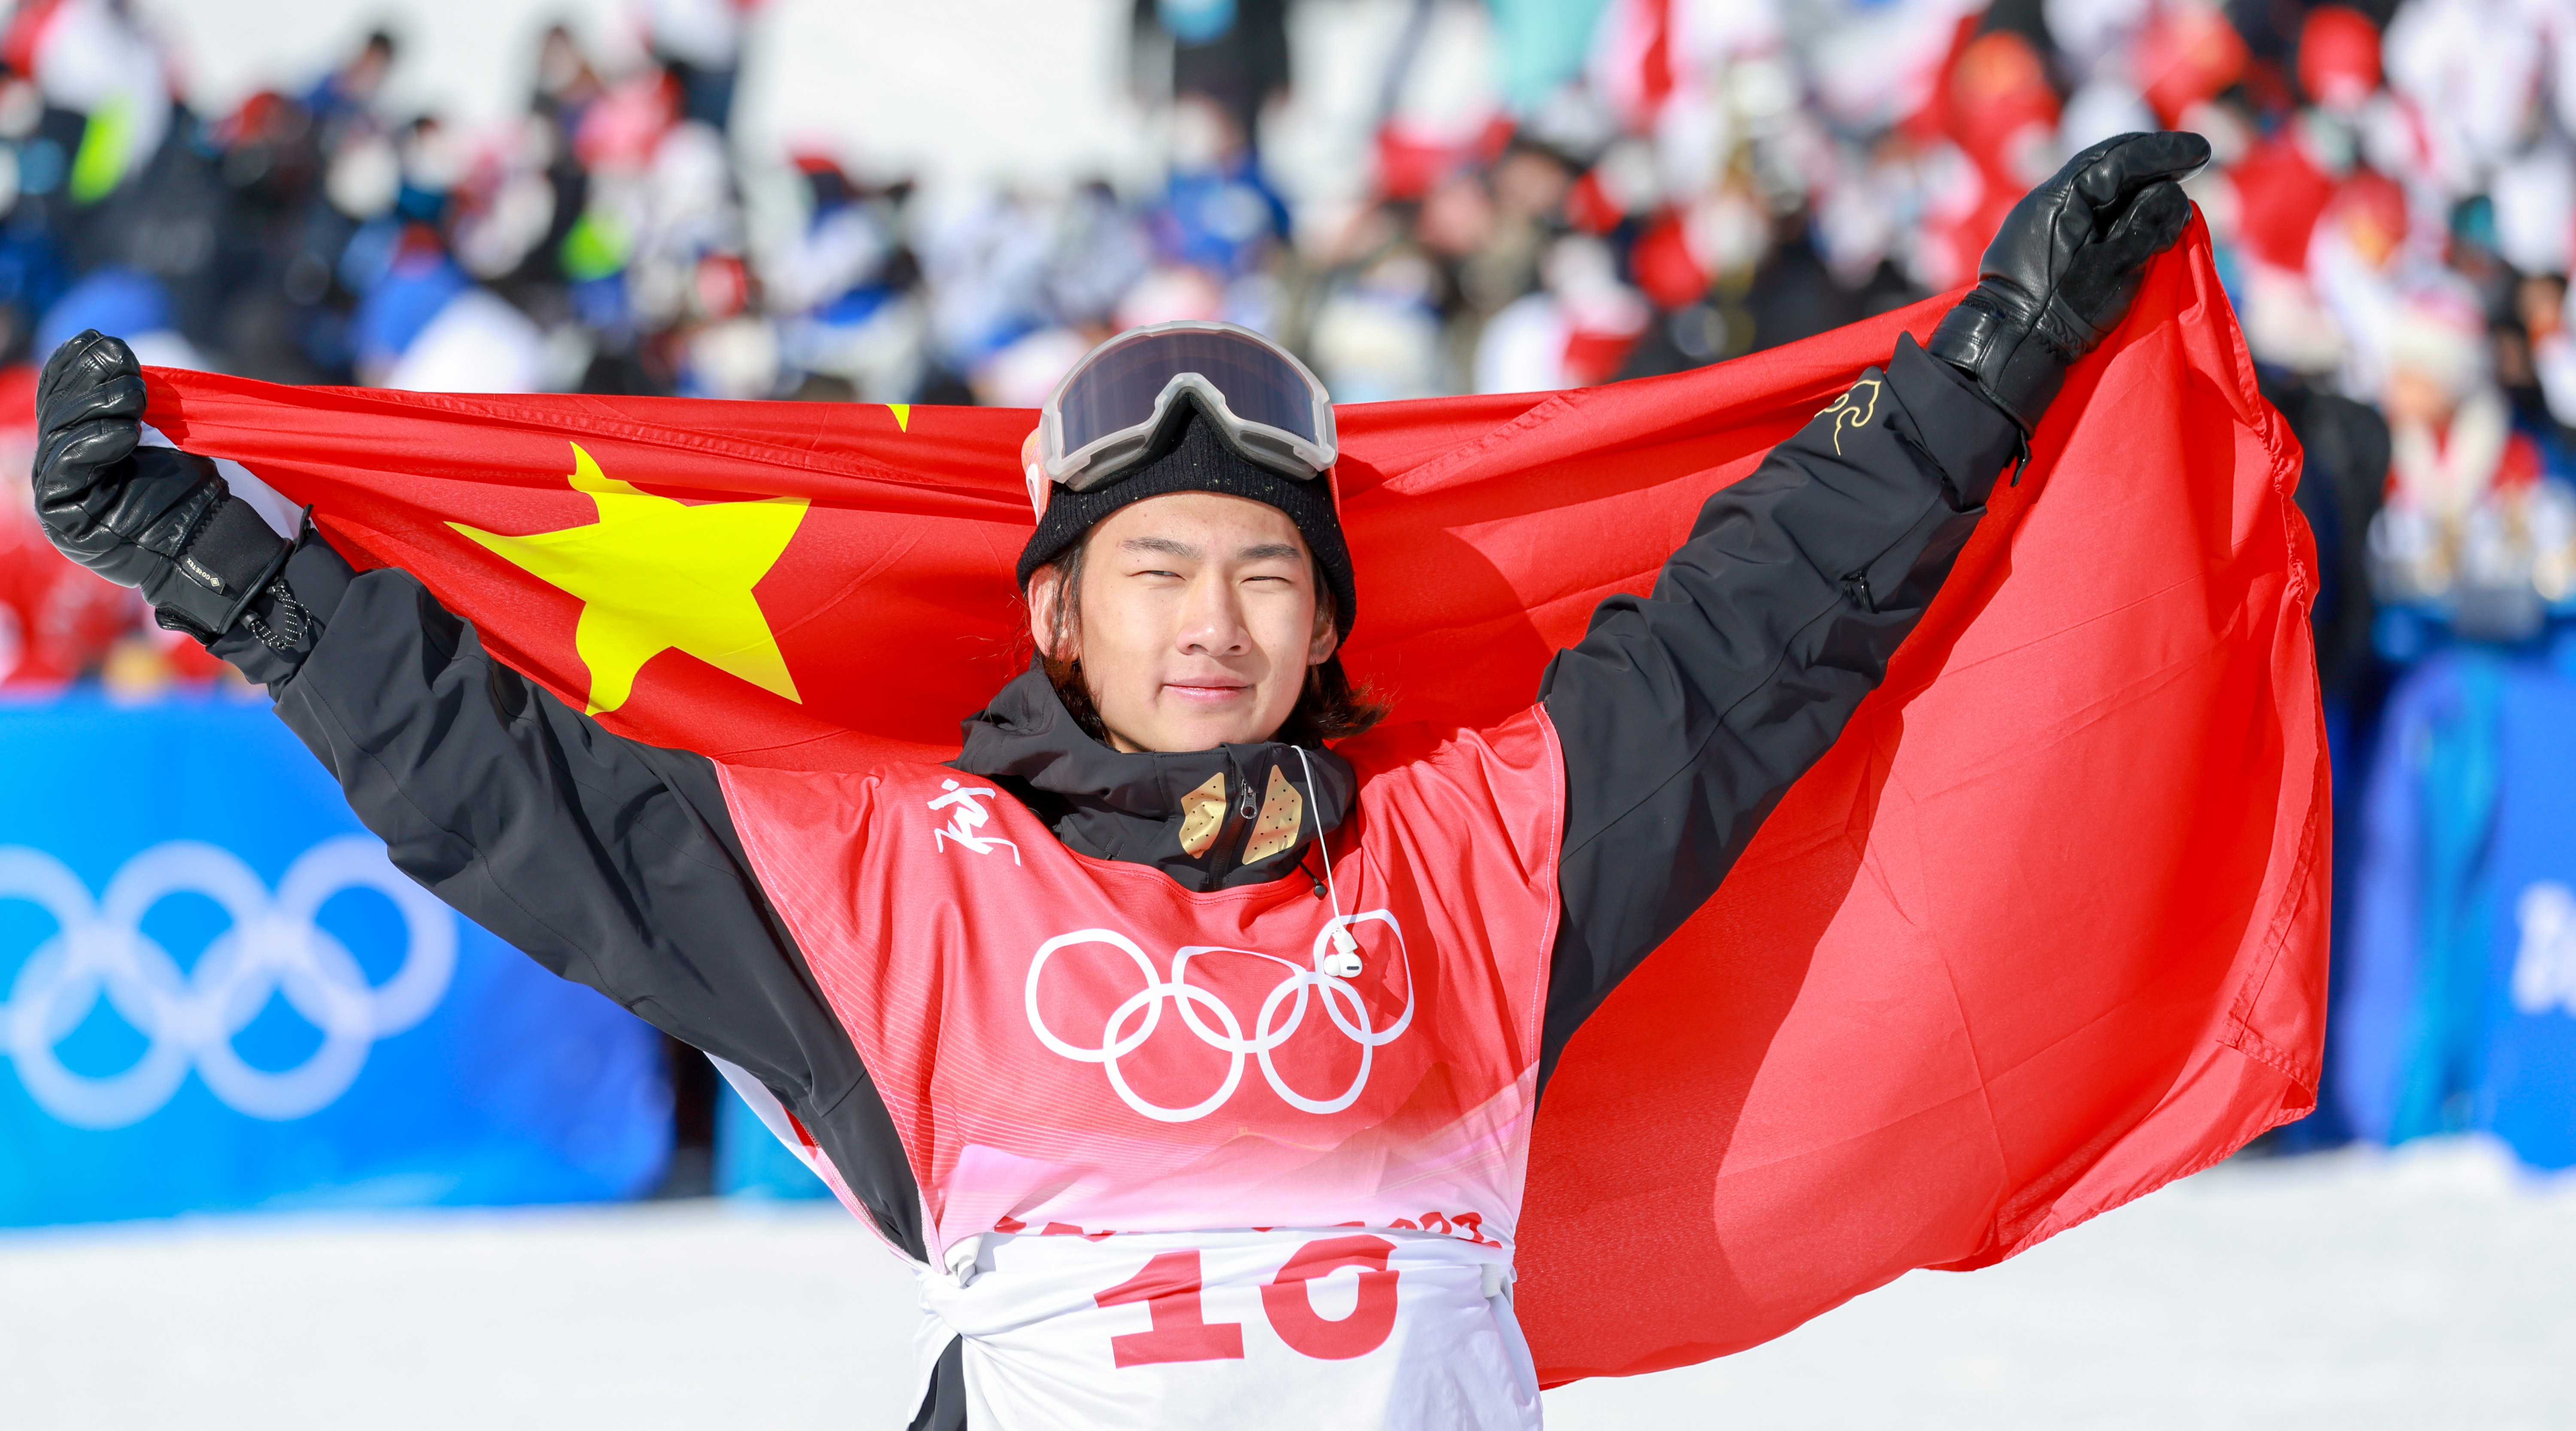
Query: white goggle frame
1035,320,1338,498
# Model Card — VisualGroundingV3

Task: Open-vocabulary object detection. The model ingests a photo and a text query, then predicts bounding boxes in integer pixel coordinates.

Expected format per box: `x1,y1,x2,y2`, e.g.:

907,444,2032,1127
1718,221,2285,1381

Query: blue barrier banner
2337,653,2475,1146
2482,663,2576,1170
2340,650,2576,1170
715,1073,829,1201
0,696,669,1225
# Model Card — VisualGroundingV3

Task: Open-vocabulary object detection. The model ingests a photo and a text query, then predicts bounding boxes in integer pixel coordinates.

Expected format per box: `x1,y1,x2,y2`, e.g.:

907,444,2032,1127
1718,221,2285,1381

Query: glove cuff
147,493,295,640
1926,297,2069,437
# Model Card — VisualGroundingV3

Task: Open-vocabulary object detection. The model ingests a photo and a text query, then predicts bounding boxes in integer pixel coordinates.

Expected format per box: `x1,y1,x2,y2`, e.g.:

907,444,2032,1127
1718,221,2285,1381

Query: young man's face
1028,491,1337,753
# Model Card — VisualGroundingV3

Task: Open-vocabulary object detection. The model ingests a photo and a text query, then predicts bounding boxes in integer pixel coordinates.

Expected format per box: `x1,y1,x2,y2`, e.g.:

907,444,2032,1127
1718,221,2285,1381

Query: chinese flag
138,225,2327,1383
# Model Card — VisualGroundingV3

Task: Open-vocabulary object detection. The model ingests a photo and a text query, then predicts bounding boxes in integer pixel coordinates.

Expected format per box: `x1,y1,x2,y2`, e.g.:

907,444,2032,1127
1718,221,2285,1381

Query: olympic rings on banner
1024,911,1413,1123
0,838,456,1129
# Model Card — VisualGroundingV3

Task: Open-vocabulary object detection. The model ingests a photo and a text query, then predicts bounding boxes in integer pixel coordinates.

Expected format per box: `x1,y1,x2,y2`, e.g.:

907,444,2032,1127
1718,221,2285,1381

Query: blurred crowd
0,0,2570,704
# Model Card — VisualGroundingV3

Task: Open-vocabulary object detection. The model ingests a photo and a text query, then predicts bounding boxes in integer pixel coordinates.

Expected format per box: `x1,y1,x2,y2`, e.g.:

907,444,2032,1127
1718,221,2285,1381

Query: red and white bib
718,707,1564,1428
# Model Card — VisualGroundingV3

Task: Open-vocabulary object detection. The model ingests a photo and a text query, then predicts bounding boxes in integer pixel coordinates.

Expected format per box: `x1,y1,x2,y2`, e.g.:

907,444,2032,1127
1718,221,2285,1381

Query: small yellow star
451,443,809,715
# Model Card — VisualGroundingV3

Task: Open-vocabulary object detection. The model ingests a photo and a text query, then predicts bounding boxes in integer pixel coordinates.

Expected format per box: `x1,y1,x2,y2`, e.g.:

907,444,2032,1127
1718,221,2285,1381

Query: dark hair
1033,528,1388,746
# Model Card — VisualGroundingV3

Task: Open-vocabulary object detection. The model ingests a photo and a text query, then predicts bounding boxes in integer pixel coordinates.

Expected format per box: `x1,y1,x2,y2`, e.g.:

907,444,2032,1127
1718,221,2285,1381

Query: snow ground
3,1138,2570,1431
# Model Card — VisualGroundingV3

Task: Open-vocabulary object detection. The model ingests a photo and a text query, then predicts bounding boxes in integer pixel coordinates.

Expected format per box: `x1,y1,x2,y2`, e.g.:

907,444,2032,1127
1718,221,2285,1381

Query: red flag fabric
137,226,2326,1384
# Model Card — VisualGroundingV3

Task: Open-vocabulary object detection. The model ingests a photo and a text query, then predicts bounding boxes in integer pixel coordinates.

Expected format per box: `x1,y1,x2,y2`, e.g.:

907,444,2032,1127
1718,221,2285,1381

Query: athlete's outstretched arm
27,331,926,1261
1535,340,2015,1084
1535,131,2208,1086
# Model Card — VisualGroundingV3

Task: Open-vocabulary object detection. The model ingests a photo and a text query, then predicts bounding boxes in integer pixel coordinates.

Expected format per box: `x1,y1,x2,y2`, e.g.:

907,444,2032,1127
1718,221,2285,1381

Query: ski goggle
1034,320,1337,499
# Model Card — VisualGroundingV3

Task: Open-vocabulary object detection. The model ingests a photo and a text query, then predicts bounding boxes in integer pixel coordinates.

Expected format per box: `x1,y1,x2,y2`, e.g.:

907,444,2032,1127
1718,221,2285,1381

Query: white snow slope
2,1138,2570,1431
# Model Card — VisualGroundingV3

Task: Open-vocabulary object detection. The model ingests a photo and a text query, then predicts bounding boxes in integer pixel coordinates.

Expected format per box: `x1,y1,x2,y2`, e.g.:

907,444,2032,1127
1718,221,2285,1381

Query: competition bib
719,710,1566,1427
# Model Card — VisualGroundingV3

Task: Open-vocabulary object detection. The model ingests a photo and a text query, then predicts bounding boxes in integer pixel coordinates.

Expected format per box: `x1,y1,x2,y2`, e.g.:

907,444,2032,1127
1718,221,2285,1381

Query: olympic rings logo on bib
1024,913,1413,1123
0,838,456,1129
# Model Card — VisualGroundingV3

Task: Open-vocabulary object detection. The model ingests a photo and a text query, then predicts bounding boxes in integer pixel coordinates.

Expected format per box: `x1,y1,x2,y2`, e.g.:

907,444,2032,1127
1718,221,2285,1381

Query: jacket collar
953,665,1356,893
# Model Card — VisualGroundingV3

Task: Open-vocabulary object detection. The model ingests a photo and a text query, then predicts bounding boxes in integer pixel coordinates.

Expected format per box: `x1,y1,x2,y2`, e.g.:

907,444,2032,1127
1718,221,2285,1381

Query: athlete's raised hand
33,329,290,640
1927,130,2211,434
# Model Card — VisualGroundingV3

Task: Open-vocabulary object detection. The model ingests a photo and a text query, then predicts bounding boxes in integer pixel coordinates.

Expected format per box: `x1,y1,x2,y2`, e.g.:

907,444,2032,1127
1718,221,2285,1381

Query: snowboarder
30,132,2206,1429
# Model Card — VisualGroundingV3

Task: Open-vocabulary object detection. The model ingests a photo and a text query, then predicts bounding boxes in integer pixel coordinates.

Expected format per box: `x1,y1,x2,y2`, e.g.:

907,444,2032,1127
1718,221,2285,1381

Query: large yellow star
451,443,808,715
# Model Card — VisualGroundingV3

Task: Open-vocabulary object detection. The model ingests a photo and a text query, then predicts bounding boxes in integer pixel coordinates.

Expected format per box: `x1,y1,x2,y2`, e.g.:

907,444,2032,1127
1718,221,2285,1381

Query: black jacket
206,337,2017,1429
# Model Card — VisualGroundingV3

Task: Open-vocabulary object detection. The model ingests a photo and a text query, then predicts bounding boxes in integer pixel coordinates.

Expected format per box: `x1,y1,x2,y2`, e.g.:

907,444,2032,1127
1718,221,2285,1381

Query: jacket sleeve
205,536,927,1263
1535,335,2021,1086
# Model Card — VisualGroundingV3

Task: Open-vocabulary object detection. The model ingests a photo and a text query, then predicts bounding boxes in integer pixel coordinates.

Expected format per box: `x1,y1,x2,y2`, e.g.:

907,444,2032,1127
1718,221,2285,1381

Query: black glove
34,329,293,641
1926,131,2211,435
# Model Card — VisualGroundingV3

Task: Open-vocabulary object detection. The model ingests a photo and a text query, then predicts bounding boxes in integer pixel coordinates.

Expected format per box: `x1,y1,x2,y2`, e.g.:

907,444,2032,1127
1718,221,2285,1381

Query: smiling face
1027,491,1339,753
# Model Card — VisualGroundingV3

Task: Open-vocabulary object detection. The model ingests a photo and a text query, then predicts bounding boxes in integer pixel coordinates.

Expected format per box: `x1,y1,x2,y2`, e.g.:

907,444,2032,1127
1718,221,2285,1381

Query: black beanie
1016,403,1358,637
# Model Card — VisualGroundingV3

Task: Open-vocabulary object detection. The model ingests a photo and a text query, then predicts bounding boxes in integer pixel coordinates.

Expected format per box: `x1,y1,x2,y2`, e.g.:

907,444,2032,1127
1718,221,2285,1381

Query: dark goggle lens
1056,328,1320,455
